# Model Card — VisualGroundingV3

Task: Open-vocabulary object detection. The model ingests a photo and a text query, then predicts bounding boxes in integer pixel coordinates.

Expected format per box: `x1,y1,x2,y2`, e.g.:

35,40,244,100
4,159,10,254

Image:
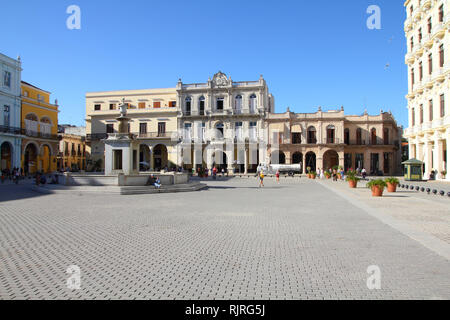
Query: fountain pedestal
104,99,140,176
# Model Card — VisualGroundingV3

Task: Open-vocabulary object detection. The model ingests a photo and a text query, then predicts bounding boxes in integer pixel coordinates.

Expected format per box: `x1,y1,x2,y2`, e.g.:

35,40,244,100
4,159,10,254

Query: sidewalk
316,178,450,260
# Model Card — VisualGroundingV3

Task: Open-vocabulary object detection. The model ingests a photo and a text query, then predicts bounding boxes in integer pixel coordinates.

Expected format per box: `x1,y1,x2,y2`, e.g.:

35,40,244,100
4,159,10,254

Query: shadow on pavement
0,184,49,203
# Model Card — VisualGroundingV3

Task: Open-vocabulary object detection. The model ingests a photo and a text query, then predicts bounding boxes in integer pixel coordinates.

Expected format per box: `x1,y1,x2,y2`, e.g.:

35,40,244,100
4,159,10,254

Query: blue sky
0,0,407,127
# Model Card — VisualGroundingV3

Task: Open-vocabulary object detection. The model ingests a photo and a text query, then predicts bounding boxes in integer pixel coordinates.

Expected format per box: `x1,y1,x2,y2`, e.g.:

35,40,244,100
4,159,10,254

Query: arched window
383,128,389,145
25,113,38,122
307,126,317,144
185,97,191,115
326,125,335,144
215,122,224,138
371,128,377,145
25,114,38,135
249,94,257,113
356,128,362,145
199,96,205,115
235,95,242,114
344,128,350,145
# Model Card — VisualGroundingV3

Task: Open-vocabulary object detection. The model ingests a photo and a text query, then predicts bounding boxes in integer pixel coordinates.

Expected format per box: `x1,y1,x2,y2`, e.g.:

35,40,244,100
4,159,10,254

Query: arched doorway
153,144,168,170
271,150,286,164
323,150,339,170
139,144,151,171
0,142,13,171
305,152,316,172
40,144,52,173
212,150,227,172
24,143,38,175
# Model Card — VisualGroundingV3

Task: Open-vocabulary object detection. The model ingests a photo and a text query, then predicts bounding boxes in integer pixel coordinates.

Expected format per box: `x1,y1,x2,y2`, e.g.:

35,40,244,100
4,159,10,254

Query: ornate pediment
212,71,229,87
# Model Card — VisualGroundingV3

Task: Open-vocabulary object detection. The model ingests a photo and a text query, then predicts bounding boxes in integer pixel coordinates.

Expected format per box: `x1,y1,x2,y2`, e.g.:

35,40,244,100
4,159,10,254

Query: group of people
0,168,22,184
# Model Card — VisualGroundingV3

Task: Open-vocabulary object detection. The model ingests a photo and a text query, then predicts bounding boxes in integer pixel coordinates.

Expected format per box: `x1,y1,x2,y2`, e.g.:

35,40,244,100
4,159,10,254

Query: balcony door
158,122,166,137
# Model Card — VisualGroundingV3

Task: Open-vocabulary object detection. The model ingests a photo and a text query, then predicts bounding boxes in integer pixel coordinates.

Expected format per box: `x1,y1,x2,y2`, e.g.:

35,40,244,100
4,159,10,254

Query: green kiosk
402,158,424,181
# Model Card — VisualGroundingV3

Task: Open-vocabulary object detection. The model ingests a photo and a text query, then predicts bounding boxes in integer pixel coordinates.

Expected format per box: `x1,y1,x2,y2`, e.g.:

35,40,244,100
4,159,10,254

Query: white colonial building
176,72,275,174
0,53,22,171
404,0,449,180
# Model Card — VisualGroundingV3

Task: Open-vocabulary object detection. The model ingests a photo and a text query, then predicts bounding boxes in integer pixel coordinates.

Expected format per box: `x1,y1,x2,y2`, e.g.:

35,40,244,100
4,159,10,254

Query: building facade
57,125,86,171
404,0,449,180
21,81,59,174
0,53,22,171
177,72,274,174
266,108,402,175
85,88,179,171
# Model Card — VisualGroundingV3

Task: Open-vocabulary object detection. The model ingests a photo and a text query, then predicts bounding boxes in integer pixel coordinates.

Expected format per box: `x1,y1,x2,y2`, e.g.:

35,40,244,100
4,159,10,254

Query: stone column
364,149,371,174
435,139,444,179
302,153,307,174
244,146,249,174
379,152,384,175
446,134,449,181
423,141,432,179
227,141,235,175
150,146,154,171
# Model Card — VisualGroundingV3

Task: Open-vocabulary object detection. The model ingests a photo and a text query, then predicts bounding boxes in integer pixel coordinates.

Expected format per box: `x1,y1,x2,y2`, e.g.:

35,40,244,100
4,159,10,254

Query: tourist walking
361,168,367,180
276,170,280,184
212,167,217,180
259,171,265,188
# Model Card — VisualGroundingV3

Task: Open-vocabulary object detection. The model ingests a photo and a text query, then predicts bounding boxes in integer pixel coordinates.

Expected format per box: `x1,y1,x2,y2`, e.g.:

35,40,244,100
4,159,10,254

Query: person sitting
146,174,156,186
154,177,161,189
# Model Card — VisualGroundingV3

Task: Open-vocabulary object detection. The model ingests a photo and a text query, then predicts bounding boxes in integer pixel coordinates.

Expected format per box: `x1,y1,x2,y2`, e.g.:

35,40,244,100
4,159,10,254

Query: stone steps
31,182,207,195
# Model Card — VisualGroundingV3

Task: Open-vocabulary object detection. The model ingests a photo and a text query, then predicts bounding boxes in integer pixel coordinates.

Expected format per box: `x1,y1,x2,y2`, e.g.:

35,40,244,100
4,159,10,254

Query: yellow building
85,88,179,171
21,81,59,174
57,126,86,171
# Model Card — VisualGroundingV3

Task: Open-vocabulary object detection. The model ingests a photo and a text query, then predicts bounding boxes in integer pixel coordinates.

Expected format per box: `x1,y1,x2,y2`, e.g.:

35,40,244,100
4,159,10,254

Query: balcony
405,52,415,64
433,68,446,83
404,17,413,31
136,131,176,139
413,8,422,23
421,0,431,11
0,125,22,135
432,23,445,39
86,133,108,141
321,138,342,145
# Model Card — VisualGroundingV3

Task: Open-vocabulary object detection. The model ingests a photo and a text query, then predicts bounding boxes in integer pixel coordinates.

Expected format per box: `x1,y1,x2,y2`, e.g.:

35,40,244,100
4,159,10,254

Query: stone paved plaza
0,177,449,300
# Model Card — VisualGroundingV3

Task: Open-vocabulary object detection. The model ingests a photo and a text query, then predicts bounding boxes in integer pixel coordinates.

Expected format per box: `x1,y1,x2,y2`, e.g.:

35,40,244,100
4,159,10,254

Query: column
338,151,345,169
436,139,444,179
364,149,371,174
423,141,432,179
244,147,248,174
227,141,234,175
446,134,449,181
150,147,154,171
303,152,307,174
408,138,415,159
379,152,384,175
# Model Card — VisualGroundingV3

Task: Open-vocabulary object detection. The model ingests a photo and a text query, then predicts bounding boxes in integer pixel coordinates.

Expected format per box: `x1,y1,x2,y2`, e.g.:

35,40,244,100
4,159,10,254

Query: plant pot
348,180,358,188
387,182,397,193
311,175,316,180
371,186,384,197
308,174,312,179
326,176,331,179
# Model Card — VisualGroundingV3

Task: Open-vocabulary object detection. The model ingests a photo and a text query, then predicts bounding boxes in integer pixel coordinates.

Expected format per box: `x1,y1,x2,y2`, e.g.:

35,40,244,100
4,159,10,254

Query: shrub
367,179,387,189
385,177,400,185
346,174,360,182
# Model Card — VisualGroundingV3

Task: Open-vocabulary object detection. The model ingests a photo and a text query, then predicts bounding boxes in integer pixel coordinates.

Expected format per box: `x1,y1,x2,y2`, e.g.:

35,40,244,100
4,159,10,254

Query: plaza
0,177,449,300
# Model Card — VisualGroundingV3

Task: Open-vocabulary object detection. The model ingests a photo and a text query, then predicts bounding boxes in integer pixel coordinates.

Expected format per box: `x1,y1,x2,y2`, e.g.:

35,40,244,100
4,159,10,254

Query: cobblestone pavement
0,177,449,300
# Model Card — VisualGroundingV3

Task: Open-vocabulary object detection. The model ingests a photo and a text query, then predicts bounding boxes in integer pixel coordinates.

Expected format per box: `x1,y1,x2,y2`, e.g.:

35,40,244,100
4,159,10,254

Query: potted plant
310,171,317,179
367,179,387,197
385,177,400,193
441,170,447,179
324,171,331,179
346,170,360,188
306,167,311,178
